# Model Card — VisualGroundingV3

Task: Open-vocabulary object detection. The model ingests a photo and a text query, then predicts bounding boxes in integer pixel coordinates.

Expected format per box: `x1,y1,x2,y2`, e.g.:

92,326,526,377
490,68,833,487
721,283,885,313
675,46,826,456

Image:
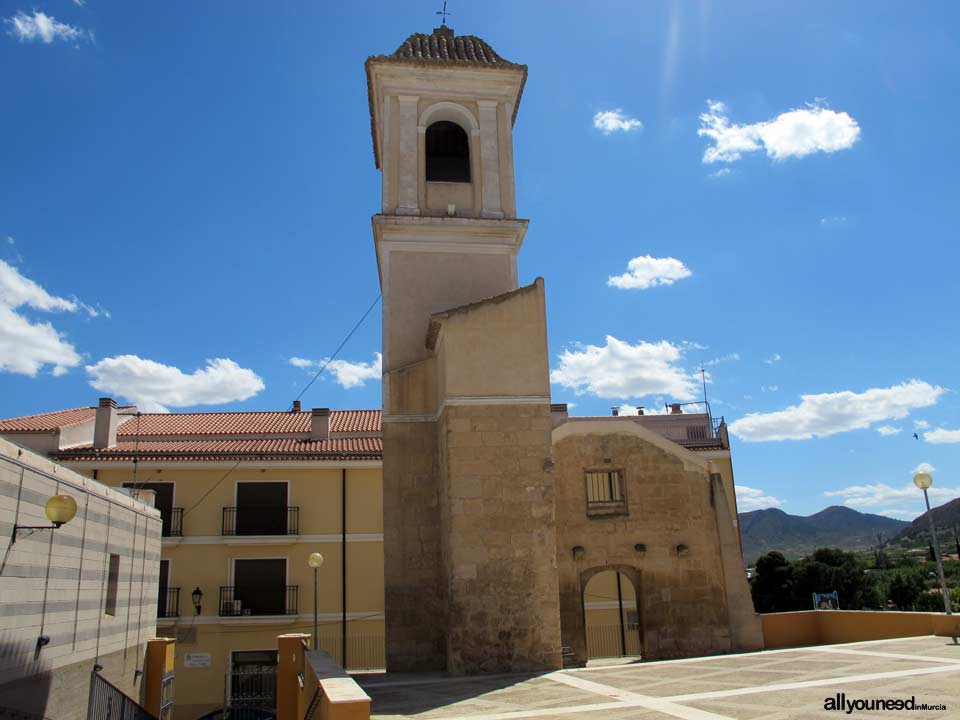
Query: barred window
585,470,627,515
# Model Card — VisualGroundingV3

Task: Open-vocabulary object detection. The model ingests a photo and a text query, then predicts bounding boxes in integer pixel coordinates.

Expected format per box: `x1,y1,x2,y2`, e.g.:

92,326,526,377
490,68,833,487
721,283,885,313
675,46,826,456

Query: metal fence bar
87,669,157,720
218,586,298,616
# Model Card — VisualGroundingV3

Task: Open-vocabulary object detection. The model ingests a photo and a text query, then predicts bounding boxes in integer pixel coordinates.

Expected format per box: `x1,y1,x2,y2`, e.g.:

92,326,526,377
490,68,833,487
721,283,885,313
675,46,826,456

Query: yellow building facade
0,401,386,719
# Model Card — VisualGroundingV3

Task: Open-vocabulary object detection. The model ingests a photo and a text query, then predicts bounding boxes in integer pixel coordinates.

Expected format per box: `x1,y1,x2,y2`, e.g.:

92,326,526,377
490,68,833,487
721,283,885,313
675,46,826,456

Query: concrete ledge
762,610,960,649
308,651,371,720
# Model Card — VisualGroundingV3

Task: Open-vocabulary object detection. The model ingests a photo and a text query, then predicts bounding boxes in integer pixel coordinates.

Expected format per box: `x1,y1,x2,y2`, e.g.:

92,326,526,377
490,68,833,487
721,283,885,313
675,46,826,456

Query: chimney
292,400,302,413
93,397,119,449
611,406,619,417
637,406,644,416
670,403,682,415
310,408,330,440
550,403,568,429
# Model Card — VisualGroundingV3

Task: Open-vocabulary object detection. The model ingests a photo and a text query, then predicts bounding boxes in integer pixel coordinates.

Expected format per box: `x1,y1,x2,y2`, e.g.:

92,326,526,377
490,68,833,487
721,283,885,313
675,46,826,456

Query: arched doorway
582,569,641,660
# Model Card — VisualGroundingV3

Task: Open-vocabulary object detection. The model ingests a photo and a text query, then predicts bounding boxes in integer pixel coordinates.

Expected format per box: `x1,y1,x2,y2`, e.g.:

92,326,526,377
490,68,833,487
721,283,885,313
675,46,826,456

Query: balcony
158,587,180,618
219,585,298,617
222,506,299,536
162,508,183,537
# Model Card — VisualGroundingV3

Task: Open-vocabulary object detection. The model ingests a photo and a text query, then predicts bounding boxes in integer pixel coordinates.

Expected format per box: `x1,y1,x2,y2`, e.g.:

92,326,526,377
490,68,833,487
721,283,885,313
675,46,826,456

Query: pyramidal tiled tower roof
387,25,522,67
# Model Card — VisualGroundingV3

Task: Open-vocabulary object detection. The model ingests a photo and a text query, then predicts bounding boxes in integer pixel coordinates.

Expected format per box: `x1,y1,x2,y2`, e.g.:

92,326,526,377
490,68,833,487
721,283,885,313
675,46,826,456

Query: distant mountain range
738,505,909,563
896,496,960,545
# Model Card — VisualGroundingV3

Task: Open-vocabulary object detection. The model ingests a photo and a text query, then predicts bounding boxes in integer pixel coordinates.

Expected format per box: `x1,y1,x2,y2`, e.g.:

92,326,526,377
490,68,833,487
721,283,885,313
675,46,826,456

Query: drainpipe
342,468,347,669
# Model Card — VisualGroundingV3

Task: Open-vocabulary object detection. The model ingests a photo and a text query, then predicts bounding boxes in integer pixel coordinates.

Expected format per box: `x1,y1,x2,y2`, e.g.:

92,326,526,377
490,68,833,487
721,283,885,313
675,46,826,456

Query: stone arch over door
563,564,643,666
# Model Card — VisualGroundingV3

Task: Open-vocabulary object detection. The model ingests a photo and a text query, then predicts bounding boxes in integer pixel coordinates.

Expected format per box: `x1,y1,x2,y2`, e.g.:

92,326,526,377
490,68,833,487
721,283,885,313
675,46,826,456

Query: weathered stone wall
382,421,446,672
552,427,761,663
440,403,562,673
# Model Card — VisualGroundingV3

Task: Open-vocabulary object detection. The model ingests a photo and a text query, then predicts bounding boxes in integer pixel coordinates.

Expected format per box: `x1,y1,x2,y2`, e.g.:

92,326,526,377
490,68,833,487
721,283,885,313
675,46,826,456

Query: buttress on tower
366,26,563,673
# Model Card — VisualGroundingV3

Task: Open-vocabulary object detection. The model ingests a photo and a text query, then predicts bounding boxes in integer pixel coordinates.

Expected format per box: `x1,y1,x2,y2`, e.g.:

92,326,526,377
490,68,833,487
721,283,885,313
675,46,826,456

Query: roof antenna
700,364,709,407
436,0,451,26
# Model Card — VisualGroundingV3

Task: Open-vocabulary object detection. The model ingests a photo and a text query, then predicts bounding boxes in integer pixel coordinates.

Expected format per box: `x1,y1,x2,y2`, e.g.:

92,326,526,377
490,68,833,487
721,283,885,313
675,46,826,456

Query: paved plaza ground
359,636,959,720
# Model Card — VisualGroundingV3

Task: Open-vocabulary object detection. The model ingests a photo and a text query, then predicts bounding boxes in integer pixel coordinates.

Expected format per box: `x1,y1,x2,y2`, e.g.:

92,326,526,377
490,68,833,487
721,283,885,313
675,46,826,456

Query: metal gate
87,670,156,720
227,665,277,716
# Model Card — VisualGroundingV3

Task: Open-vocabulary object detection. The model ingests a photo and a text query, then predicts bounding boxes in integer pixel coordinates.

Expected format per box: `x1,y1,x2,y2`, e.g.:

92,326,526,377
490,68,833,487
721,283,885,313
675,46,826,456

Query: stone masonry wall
382,420,446,672
553,431,743,663
440,403,562,673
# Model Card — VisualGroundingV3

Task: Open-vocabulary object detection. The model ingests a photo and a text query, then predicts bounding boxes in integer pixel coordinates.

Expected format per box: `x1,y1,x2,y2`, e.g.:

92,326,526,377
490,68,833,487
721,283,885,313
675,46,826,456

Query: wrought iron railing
221,506,299,536
87,668,157,720
219,586,298,616
158,587,180,618
163,508,183,537
227,665,276,714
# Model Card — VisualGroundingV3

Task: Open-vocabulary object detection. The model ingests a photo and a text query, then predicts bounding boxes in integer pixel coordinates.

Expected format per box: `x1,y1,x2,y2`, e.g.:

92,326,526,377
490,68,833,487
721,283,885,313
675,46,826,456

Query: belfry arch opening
582,569,642,660
425,120,471,183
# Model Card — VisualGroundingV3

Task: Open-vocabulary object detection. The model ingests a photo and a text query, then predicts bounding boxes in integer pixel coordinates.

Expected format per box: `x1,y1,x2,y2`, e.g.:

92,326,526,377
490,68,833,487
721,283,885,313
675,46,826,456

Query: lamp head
44,494,77,528
308,552,324,569
191,587,203,614
913,471,933,490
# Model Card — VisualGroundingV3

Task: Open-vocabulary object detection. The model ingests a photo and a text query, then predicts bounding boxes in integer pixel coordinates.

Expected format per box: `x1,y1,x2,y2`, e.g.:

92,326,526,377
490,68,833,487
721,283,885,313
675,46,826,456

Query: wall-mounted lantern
572,545,585,561
12,494,78,544
191,587,203,615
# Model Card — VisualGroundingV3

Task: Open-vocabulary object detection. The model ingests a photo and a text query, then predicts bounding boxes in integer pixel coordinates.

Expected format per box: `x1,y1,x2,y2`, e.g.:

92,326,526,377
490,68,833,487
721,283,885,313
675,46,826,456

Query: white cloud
825,482,960,511
86,356,265,412
737,485,784,511
912,462,936,475
617,403,669,416
551,336,699,402
761,385,779,393
764,353,782,365
72,0,86,6
4,10,91,44
607,256,692,290
5,237,14,245
709,168,732,179
704,353,740,366
0,259,92,376
698,100,860,164
289,353,382,390
924,427,960,444
876,425,902,436
593,109,643,134
914,419,930,430
728,380,946,442
820,216,848,226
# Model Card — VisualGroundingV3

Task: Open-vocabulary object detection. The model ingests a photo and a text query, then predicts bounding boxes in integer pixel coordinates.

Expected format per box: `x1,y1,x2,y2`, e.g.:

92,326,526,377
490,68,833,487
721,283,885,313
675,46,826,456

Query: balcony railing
163,507,183,537
158,587,180,618
222,506,299,536
219,585,298,617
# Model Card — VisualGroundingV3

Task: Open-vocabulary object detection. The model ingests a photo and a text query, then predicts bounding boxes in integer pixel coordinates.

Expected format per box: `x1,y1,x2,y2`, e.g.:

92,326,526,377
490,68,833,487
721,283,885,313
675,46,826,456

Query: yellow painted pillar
144,637,176,718
277,633,311,720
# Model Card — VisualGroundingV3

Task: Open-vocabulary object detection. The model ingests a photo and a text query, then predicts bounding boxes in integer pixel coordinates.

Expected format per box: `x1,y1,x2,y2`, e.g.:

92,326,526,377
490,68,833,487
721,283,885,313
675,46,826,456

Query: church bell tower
367,26,562,673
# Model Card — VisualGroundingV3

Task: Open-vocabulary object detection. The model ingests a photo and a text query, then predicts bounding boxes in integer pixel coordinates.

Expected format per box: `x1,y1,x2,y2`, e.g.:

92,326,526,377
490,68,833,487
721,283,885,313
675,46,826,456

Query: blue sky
2,1,959,520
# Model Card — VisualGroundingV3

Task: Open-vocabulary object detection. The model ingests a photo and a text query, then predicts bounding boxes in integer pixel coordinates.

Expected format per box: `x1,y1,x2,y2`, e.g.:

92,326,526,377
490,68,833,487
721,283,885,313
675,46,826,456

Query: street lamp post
308,552,324,647
913,471,952,615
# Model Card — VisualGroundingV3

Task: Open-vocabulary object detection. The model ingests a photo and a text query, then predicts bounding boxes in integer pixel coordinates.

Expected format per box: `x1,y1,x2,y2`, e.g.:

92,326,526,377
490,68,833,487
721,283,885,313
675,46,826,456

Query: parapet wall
762,610,960,649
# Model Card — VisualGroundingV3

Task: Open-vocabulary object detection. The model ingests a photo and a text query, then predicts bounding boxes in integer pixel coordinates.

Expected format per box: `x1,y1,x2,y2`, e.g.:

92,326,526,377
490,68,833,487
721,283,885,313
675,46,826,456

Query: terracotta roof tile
53,438,382,462
0,406,133,432
114,410,380,437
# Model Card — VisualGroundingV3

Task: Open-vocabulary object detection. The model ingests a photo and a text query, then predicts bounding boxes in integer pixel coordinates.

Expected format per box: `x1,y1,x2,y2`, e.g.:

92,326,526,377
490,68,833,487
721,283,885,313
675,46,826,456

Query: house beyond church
368,25,762,674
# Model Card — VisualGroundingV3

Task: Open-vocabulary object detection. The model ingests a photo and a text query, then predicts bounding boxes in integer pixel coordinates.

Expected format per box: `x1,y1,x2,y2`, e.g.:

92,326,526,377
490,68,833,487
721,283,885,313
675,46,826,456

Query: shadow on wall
357,671,546,716
0,635,54,720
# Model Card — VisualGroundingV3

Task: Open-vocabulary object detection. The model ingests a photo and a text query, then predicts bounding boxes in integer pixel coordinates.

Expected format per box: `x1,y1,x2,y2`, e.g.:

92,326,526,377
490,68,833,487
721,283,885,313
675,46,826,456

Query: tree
750,551,794,613
888,569,926,610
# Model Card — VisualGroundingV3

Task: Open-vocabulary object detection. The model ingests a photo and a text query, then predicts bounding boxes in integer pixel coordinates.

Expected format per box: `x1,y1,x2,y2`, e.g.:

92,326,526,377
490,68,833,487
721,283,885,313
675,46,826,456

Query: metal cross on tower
436,0,451,26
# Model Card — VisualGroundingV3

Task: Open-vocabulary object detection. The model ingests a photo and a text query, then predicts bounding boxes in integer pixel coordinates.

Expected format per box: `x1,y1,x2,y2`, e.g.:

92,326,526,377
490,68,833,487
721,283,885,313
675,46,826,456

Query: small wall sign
184,653,211,668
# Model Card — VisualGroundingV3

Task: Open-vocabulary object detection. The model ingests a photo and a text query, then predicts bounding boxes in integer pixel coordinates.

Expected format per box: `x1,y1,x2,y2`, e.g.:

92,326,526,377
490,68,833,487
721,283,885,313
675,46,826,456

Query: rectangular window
585,470,627,516
105,554,121,615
